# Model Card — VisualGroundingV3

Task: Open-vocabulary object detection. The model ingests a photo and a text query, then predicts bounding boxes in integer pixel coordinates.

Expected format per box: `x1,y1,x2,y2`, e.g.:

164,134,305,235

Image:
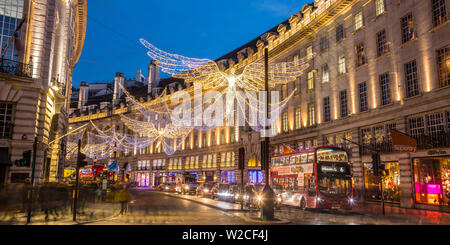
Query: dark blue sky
72,0,307,88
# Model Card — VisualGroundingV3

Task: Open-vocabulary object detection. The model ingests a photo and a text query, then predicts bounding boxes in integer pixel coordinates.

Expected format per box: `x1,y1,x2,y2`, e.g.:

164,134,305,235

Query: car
253,186,283,210
228,185,242,203
243,185,258,208
157,183,171,192
211,183,230,200
196,183,214,197
216,184,235,202
182,183,198,195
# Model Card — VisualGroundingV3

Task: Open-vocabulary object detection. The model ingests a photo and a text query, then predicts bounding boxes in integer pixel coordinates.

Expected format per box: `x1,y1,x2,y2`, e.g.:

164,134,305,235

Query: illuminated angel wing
140,38,211,74
240,55,312,90
140,38,226,90
119,114,159,138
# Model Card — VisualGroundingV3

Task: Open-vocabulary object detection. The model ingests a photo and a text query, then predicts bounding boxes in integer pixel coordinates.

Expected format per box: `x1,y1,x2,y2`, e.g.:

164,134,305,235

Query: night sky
72,0,307,88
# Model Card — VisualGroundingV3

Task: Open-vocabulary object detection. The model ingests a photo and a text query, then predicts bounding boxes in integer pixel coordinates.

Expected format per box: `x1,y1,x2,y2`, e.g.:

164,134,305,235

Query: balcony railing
360,140,393,155
360,133,450,155
415,133,450,150
0,58,33,78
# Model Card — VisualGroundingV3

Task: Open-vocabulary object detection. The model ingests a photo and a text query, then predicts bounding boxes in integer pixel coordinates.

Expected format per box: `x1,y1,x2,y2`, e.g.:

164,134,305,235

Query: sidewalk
348,202,450,225
0,202,121,225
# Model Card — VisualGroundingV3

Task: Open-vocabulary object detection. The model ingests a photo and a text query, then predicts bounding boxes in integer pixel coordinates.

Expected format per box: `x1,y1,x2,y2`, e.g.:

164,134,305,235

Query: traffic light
77,153,88,168
15,150,31,167
379,163,388,176
372,153,380,177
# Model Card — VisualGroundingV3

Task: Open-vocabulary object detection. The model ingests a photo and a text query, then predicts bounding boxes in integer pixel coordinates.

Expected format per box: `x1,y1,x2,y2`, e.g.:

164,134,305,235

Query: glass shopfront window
414,157,450,206
136,172,150,187
249,170,264,184
220,171,235,183
364,162,401,203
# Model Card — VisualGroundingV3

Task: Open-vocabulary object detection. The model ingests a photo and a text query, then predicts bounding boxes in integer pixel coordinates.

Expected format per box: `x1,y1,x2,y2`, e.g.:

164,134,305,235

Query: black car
181,183,198,195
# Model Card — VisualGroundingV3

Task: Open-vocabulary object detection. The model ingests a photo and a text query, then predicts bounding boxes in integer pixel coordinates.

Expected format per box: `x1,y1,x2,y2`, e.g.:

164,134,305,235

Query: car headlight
185,186,190,190
204,189,209,193
165,187,169,190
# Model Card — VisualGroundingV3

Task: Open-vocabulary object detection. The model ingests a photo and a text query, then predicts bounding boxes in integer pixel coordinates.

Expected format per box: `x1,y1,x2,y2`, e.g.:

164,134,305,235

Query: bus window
307,153,314,163
295,155,301,164
300,154,308,163
306,175,316,196
290,156,297,164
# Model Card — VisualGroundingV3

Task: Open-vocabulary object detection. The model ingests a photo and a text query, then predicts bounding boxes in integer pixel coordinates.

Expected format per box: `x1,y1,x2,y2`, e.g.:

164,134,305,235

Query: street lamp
261,48,275,221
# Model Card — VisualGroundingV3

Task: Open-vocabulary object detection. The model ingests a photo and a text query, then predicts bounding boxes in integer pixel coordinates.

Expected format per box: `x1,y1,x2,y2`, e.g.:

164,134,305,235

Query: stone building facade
0,0,87,184
68,0,449,212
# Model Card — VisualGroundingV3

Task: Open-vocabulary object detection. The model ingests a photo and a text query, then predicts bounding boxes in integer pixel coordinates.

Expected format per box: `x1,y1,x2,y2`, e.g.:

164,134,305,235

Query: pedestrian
118,184,131,215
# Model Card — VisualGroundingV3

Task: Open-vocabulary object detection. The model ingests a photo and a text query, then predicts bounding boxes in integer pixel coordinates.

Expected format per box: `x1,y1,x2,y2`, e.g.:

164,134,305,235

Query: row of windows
288,1,447,94
279,44,448,134
135,128,237,155
408,110,450,138
0,0,24,61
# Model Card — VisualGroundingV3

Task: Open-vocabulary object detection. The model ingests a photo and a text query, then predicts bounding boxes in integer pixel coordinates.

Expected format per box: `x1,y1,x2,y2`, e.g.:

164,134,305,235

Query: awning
0,148,12,166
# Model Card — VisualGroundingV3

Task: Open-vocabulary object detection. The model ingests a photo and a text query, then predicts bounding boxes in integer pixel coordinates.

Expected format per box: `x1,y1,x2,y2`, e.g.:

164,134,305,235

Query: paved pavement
0,202,121,225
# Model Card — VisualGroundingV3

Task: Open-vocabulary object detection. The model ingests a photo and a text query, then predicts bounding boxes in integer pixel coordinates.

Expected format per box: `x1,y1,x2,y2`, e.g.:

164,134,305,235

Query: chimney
113,72,125,105
78,82,89,109
148,60,160,97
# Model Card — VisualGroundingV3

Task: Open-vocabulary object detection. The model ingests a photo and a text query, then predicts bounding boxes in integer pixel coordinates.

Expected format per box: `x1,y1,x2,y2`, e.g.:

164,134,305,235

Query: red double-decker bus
79,165,107,183
271,146,354,210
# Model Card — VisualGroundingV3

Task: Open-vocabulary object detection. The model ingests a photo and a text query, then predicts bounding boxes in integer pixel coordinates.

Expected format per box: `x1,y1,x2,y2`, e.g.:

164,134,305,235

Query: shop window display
414,157,450,206
364,162,401,203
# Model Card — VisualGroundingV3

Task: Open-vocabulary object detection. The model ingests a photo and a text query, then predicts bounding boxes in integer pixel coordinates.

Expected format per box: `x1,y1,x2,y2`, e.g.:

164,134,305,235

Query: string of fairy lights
65,39,313,159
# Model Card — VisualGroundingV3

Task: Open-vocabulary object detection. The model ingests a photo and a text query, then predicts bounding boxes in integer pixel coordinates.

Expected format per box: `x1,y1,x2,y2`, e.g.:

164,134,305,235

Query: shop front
161,172,178,184
123,163,132,183
136,172,151,187
413,156,450,208
200,171,216,183
363,162,401,203
107,159,119,182
248,170,264,185
220,170,236,183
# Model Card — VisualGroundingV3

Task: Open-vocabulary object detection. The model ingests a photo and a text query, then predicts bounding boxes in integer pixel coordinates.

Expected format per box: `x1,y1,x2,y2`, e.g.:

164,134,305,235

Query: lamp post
26,136,37,224
73,139,81,221
261,48,275,221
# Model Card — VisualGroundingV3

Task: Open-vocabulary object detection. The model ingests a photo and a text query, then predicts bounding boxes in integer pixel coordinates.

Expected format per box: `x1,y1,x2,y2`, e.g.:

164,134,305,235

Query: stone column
350,128,364,202
397,117,414,208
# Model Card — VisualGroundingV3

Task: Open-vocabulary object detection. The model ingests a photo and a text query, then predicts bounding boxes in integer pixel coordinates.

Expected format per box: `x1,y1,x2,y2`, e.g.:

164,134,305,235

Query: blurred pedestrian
118,184,131,215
